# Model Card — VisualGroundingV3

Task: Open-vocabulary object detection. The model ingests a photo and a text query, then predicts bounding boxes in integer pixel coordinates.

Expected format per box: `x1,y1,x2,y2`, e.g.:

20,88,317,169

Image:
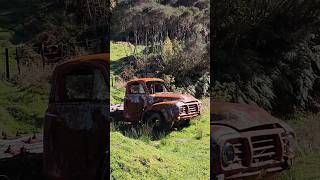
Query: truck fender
142,101,180,123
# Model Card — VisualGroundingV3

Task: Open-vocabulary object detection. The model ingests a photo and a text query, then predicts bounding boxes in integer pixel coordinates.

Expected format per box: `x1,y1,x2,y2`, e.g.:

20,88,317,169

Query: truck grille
180,103,199,115
188,104,198,113
251,135,278,165
224,130,284,168
233,142,244,164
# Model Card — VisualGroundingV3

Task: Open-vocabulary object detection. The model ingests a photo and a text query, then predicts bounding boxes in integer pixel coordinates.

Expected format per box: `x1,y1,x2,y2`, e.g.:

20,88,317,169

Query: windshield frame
146,81,170,94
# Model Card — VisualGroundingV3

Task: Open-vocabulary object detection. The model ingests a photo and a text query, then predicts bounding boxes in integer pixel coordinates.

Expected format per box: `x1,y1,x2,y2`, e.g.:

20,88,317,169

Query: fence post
15,47,21,74
5,48,9,79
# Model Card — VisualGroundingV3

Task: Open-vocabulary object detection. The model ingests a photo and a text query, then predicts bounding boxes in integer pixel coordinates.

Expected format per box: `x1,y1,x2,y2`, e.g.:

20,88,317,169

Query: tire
144,112,168,133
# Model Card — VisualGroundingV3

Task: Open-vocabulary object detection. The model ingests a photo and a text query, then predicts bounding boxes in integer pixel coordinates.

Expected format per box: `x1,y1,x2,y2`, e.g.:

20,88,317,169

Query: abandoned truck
0,53,110,180
211,101,295,179
110,78,202,130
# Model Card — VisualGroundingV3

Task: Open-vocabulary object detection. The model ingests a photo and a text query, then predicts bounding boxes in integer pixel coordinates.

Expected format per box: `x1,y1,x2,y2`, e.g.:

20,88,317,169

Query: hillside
0,82,48,135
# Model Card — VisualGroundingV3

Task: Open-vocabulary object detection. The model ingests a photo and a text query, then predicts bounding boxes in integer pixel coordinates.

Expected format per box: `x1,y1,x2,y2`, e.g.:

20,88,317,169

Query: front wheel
144,113,169,133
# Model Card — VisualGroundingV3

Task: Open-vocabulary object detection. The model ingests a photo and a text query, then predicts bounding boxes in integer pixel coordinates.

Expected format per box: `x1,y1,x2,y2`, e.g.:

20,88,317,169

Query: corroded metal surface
121,78,202,124
211,100,295,179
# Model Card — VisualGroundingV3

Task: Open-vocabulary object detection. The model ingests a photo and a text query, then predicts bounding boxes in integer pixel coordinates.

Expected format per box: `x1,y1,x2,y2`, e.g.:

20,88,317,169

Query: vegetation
279,113,320,179
0,81,48,135
213,0,320,115
111,0,210,98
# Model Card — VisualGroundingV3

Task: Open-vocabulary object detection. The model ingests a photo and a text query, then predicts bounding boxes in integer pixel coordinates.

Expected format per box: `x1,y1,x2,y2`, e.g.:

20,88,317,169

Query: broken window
65,69,107,101
129,84,145,94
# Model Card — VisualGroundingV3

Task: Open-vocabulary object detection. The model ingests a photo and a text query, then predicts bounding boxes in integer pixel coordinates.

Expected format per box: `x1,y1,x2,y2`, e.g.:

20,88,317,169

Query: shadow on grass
110,56,131,76
111,121,191,141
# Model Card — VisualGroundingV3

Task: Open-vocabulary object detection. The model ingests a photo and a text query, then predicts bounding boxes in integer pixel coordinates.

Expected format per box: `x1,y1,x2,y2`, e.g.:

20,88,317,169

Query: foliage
213,0,320,114
162,35,173,59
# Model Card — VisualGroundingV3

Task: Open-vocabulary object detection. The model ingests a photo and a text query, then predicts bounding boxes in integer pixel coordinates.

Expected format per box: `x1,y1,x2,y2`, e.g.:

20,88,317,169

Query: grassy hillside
110,41,144,105
0,81,48,136
111,99,210,179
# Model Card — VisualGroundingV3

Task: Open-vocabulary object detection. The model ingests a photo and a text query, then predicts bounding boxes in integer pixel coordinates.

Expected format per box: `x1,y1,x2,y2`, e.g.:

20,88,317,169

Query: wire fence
0,37,108,79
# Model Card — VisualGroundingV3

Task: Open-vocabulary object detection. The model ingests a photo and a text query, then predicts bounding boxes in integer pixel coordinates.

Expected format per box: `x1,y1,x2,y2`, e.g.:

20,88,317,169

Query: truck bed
110,104,124,122
0,133,44,179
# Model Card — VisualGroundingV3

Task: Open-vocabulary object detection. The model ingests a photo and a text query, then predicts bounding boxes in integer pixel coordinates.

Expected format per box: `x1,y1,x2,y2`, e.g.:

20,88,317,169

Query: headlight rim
222,142,235,166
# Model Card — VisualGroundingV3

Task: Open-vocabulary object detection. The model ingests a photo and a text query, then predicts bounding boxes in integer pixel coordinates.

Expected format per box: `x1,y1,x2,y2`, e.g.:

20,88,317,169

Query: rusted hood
211,101,284,131
151,92,198,103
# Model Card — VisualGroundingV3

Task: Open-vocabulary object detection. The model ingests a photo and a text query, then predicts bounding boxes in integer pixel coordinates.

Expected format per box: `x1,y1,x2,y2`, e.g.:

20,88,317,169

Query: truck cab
122,78,202,129
44,54,109,180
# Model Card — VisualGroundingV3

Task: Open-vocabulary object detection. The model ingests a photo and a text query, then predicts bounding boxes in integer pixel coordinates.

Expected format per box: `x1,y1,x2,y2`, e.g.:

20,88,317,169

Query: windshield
146,81,168,94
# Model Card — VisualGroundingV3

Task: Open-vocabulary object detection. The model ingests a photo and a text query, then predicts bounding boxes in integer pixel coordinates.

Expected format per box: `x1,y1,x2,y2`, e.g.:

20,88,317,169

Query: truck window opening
146,81,168,94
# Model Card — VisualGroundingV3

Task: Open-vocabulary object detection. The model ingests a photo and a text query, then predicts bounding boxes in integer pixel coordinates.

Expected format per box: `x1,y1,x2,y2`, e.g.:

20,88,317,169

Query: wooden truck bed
0,133,44,179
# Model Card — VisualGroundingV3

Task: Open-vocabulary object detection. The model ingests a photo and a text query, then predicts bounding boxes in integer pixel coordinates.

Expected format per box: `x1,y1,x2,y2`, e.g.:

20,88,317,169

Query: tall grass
279,113,320,179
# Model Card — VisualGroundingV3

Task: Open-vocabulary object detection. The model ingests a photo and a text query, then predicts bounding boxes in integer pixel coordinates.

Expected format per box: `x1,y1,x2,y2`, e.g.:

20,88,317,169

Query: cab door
44,61,109,180
124,82,147,122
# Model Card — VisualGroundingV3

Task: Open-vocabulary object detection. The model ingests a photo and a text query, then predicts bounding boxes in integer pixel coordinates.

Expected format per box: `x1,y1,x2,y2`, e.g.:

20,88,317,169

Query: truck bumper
218,159,293,180
177,112,201,120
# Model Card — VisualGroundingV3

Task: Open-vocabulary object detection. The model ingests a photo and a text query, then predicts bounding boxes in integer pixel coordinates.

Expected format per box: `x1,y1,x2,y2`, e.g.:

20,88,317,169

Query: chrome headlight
222,143,235,165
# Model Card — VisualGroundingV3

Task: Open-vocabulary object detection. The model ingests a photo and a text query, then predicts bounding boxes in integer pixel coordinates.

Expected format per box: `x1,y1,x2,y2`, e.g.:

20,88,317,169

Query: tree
162,35,173,58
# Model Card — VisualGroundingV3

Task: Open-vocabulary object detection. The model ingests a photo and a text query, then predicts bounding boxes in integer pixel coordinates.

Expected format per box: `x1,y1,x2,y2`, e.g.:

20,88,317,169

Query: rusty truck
211,100,295,179
0,53,110,180
110,78,202,131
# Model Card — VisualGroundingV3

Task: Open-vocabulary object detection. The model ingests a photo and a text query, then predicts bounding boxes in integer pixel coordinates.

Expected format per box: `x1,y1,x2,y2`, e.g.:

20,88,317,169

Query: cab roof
56,53,109,68
127,78,164,84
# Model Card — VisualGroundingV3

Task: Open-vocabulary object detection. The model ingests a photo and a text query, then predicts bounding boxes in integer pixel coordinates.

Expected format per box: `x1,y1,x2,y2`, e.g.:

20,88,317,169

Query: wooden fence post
5,48,9,79
15,47,21,74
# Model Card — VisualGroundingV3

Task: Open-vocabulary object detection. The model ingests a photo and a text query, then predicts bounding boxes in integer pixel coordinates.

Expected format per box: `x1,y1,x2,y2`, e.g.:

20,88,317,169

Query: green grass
110,41,145,62
110,41,145,105
0,81,49,136
110,98,210,179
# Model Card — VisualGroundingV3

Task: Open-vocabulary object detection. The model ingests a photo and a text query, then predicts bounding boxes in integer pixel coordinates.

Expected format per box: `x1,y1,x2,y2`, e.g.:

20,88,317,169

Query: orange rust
120,78,201,124
56,53,109,67
127,77,164,84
